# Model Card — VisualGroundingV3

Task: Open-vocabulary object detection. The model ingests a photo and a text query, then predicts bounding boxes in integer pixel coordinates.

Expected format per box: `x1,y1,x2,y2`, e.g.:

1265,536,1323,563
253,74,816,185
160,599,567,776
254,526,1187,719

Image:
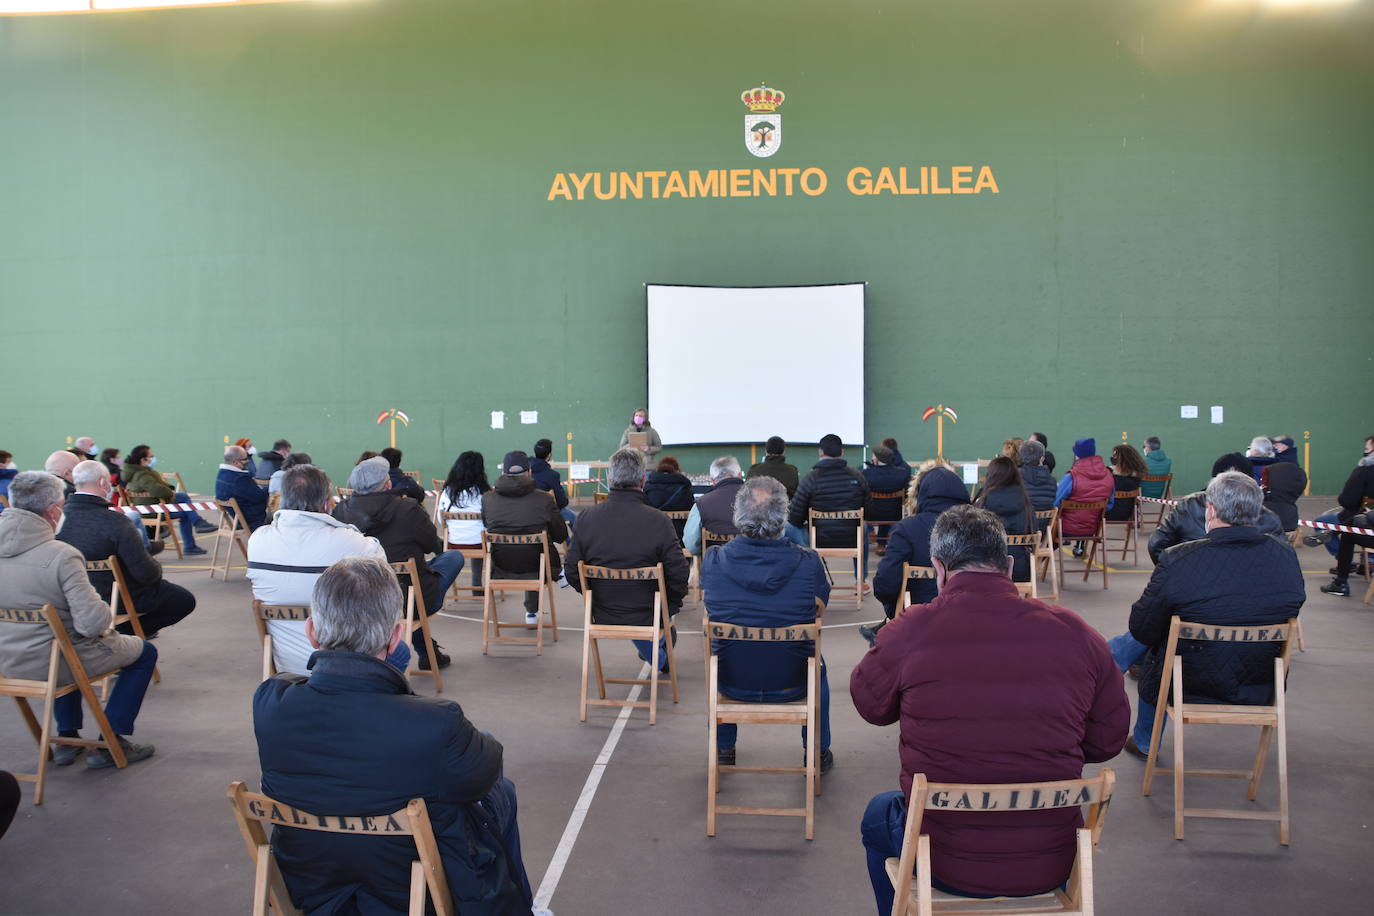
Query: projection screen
646,283,865,445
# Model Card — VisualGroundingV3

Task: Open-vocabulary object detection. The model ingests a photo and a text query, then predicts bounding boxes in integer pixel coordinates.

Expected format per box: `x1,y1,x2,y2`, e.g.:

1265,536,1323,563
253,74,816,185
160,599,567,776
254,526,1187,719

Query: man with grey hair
564,447,689,669
1018,438,1058,518
253,556,535,913
332,457,463,670
216,443,270,530
0,471,158,769
67,436,99,460
853,504,1126,912
700,476,833,771
682,454,744,555
247,465,398,676
57,460,196,639
1124,470,1305,759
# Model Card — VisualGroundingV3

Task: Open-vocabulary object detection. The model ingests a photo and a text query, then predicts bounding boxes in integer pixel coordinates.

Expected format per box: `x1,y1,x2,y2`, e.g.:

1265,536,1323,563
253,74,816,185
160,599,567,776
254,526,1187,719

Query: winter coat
788,458,870,548
1019,463,1058,520
56,493,164,603
862,463,911,524
246,510,387,676
872,468,970,615
1104,474,1140,522
0,507,142,683
746,454,800,500
1261,462,1308,532
562,489,690,626
1147,492,1285,564
1058,456,1114,536
851,571,1128,898
120,463,174,503
257,450,287,479
1141,450,1173,498
529,458,569,510
480,475,567,577
1130,526,1304,707
216,465,269,530
387,468,428,504
1336,457,1374,520
976,485,1033,581
618,423,662,457
333,490,444,614
0,467,16,510
643,470,695,542
700,536,830,700
694,476,745,536
255,651,529,915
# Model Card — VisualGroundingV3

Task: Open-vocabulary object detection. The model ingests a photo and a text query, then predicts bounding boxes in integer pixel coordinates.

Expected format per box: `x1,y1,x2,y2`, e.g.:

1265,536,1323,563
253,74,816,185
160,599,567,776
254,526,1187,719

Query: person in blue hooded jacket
701,476,834,773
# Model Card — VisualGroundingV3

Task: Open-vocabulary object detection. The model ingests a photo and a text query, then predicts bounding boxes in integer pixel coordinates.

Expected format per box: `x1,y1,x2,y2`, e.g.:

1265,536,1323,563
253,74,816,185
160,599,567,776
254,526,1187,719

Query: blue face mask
149,456,159,468
87,444,99,456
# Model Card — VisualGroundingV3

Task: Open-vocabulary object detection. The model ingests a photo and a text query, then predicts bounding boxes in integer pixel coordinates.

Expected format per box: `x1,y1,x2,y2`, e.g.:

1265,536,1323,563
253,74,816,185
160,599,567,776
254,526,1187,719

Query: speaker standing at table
618,408,662,459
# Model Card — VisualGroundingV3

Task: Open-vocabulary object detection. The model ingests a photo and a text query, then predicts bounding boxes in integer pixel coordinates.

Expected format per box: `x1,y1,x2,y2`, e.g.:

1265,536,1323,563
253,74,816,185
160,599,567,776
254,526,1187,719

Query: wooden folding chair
866,489,908,556
886,769,1115,916
1056,501,1108,590
1142,616,1296,844
390,558,443,693
1102,490,1140,566
0,605,129,805
808,508,866,609
402,469,421,485
1034,508,1060,601
1005,534,1039,599
1140,474,1173,528
898,563,937,611
705,603,824,840
481,530,558,655
210,497,252,581
84,557,161,689
160,471,189,497
578,562,679,725
124,488,184,559
431,478,445,494
335,487,354,501
0,494,9,509
660,510,695,605
437,511,485,604
226,781,454,916
250,602,311,680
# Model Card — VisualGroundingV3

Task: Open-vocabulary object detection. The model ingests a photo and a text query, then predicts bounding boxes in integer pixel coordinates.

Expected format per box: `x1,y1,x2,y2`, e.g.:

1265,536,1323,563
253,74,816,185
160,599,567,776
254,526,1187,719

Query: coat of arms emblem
742,84,784,158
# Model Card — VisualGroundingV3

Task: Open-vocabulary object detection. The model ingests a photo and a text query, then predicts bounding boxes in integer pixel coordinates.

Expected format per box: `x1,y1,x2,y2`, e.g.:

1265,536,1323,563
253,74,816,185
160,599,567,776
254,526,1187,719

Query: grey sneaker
52,741,82,767
87,736,155,769
1304,531,1334,548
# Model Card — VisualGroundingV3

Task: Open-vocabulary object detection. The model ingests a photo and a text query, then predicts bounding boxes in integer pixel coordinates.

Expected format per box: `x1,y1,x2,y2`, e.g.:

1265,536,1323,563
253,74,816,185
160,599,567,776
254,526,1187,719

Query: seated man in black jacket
530,438,576,531
787,433,871,577
378,447,428,503
1122,471,1305,759
57,460,195,638
254,556,534,914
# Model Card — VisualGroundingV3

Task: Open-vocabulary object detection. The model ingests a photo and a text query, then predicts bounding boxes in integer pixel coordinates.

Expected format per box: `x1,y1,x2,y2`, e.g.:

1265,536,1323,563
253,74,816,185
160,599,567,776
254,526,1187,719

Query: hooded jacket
254,651,529,915
0,507,142,683
120,462,175,504
788,457,870,547
562,489,690,626
333,490,444,613
976,485,1033,581
1141,449,1173,498
872,468,970,614
1261,462,1308,532
480,475,567,577
745,454,800,500
643,470,695,542
862,463,912,524
700,536,830,700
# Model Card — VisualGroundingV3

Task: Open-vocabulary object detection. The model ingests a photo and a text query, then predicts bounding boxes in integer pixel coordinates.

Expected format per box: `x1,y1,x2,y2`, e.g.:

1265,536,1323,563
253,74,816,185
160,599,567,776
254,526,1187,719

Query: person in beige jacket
0,472,157,769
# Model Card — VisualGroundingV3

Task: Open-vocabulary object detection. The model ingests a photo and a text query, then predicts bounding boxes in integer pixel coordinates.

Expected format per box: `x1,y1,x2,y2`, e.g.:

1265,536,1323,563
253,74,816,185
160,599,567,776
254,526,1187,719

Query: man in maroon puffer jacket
852,505,1128,914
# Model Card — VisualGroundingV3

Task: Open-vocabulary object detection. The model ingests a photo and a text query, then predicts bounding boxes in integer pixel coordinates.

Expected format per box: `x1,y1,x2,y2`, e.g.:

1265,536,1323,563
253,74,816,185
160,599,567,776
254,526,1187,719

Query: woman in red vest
1053,438,1115,556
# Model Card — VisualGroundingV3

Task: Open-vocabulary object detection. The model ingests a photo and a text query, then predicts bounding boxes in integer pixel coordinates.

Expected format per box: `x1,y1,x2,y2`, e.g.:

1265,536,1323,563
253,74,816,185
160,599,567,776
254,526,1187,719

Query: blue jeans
426,550,465,614
55,640,158,735
1108,632,1148,671
716,659,831,752
1315,511,1341,558
1133,696,1164,753
861,791,990,916
482,776,535,910
166,491,205,548
633,621,678,671
560,507,577,531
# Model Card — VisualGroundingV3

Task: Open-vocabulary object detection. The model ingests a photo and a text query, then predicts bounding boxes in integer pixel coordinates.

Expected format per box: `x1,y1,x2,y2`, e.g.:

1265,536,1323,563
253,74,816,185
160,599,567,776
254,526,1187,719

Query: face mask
247,445,257,456
87,444,99,456
633,416,645,426
149,456,158,468
4,461,14,470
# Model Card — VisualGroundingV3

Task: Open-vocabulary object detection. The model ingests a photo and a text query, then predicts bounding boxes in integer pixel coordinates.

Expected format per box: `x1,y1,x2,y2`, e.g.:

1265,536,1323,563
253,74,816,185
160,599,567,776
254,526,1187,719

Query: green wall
2,0,1371,494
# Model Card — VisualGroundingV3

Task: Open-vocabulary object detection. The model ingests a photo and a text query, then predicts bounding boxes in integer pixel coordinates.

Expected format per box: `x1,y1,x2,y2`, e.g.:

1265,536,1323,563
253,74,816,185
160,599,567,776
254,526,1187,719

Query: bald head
73,460,112,495
44,450,80,481
224,445,248,464
73,437,96,455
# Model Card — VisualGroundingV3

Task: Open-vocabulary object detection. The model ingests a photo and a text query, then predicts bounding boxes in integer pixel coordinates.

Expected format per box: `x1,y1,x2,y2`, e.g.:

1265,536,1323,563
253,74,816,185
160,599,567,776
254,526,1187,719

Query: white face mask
3,461,14,470
87,443,99,456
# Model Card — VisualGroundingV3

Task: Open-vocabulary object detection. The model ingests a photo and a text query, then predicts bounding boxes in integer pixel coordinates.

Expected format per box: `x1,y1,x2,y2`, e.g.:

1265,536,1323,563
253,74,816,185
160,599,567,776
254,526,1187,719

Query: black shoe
184,545,207,556
819,748,835,774
1328,564,1366,577
416,642,452,670
717,747,736,767
1123,737,1148,760
87,736,155,769
1127,663,1143,681
1321,578,1350,597
147,540,165,557
1305,531,1334,548
193,520,219,534
1071,542,1085,558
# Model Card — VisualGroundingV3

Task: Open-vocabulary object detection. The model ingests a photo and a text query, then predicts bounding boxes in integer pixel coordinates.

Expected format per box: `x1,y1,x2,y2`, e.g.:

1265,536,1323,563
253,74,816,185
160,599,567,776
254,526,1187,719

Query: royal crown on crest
741,84,785,113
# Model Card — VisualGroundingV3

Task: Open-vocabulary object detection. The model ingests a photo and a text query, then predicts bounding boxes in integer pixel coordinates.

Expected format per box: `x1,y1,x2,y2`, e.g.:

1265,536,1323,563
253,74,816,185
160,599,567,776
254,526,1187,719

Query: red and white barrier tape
1138,496,1179,506
109,501,218,515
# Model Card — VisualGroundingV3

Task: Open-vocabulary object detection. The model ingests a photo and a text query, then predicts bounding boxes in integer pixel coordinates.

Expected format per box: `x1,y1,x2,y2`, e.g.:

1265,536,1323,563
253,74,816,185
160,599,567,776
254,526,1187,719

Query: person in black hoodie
866,464,970,643
644,455,695,542
973,456,1033,581
746,436,800,499
1029,432,1056,474
257,439,292,479
529,438,575,531
332,457,460,669
1319,435,1374,597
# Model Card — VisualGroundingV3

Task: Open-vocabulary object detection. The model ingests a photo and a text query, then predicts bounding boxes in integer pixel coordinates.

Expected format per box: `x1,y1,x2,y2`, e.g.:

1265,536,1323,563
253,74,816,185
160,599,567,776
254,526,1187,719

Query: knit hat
1072,438,1096,459
348,457,391,493
502,451,530,475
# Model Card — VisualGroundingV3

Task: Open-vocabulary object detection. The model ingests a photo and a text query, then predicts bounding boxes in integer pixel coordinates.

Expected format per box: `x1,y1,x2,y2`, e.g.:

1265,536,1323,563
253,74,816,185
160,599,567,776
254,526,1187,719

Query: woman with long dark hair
974,456,1034,582
1105,444,1148,522
438,451,491,592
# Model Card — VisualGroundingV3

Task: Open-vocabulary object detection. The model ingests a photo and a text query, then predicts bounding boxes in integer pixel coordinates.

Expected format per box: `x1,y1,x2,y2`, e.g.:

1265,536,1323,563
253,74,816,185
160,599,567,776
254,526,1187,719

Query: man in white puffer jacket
247,464,403,675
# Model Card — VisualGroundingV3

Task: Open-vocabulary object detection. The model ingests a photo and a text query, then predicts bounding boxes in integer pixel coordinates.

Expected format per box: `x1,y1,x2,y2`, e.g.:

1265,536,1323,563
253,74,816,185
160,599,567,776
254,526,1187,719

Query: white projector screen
646,283,865,445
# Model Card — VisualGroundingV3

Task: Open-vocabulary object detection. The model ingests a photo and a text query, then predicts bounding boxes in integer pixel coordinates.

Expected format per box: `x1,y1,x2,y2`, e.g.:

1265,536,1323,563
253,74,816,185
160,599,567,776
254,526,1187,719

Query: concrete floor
2,495,1372,915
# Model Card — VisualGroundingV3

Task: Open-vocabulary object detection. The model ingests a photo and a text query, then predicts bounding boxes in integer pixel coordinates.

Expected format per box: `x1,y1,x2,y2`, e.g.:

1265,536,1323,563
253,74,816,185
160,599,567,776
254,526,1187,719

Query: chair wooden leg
665,622,680,704
647,614,661,726
1172,704,1186,841
480,588,492,656
33,690,56,806
706,677,719,836
1247,724,1273,801
590,637,607,700
1276,662,1290,845
546,579,558,642
14,696,43,745
579,626,592,723
416,611,442,693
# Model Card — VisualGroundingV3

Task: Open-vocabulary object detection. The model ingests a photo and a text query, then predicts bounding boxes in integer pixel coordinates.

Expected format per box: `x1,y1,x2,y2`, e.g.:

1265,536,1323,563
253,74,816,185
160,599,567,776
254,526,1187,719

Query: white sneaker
525,611,539,625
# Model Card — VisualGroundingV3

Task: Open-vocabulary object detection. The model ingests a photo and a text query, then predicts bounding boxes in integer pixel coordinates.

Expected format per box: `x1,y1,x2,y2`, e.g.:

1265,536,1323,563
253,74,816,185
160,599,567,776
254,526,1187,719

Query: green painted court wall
2,0,1371,493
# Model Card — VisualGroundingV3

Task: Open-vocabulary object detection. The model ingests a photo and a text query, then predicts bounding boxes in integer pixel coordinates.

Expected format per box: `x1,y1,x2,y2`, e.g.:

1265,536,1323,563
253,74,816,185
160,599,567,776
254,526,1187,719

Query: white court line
434,611,878,631
532,662,648,912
